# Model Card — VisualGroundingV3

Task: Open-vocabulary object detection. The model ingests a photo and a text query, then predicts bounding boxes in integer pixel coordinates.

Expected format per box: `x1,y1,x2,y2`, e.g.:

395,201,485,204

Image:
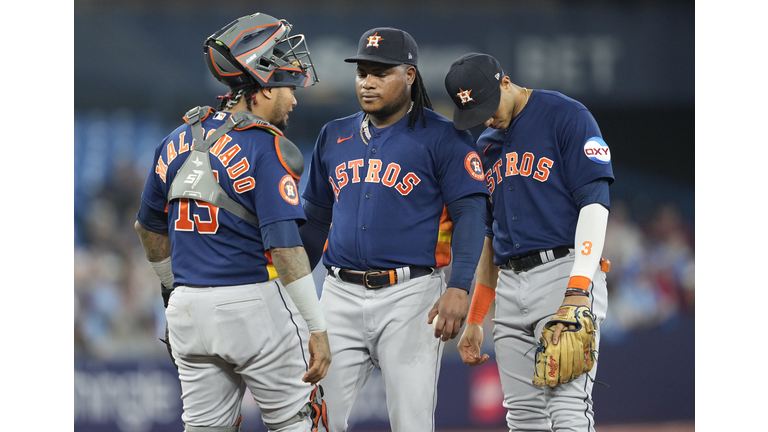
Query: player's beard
271,90,290,132
362,87,411,120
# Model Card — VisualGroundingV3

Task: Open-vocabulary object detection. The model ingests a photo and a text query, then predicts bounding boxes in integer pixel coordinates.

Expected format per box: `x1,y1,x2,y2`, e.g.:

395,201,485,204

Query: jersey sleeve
559,108,615,191
301,124,335,209
249,146,307,226
139,135,173,213
434,126,490,204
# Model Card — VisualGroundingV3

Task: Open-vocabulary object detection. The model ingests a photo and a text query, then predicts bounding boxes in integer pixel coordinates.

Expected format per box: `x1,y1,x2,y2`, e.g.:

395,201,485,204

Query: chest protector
167,106,305,226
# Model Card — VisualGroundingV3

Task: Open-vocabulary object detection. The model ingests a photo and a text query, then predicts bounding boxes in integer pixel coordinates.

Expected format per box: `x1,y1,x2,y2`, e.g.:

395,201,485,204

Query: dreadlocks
407,68,432,131
216,84,262,112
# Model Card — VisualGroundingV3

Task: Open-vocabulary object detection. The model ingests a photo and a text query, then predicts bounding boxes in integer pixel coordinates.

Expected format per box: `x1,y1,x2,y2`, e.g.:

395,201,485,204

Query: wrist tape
467,283,496,325
284,274,327,333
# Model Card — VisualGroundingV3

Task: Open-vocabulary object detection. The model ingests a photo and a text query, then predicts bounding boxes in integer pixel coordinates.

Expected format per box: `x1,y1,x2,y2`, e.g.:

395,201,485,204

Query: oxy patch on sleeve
583,137,611,164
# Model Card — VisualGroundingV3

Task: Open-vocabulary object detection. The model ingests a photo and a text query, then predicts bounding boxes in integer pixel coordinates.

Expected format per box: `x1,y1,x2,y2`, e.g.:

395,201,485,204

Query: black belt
327,266,433,289
501,246,572,273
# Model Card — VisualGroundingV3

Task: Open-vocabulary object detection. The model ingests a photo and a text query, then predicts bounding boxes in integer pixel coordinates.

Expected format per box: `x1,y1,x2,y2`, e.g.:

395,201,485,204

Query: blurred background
73,0,695,431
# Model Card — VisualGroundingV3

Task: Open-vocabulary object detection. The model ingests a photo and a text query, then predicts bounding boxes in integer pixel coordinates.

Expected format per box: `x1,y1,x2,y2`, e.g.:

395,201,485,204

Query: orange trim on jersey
482,142,494,156
434,206,453,267
567,275,591,291
467,283,495,324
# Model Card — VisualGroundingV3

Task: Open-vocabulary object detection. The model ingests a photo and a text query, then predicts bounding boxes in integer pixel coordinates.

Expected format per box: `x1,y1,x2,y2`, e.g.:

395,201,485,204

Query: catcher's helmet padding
204,12,318,90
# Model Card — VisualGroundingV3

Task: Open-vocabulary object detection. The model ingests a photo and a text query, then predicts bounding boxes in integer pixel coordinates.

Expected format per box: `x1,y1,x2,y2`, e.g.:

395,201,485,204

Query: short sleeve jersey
477,90,614,265
139,110,305,286
302,109,489,271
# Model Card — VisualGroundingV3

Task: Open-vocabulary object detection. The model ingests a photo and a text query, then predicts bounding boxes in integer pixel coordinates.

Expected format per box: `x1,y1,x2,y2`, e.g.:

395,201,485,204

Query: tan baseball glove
533,305,597,387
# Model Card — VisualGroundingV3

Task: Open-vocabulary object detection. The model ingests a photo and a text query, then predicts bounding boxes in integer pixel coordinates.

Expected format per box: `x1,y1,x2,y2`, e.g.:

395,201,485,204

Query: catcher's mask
204,12,318,90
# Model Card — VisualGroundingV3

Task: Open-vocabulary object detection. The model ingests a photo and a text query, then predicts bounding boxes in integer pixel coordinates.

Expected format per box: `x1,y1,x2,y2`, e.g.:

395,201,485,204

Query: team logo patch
213,112,227,121
456,88,474,105
464,151,485,181
279,175,300,205
366,32,384,48
583,137,611,164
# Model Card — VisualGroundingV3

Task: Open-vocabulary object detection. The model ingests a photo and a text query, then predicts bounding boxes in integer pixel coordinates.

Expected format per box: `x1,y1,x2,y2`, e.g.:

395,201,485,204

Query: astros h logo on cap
345,27,419,66
366,32,384,48
457,88,474,105
444,53,505,130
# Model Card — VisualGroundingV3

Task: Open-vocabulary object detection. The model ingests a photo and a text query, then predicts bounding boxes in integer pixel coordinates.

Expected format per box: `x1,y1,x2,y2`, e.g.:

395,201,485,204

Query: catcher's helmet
204,12,318,90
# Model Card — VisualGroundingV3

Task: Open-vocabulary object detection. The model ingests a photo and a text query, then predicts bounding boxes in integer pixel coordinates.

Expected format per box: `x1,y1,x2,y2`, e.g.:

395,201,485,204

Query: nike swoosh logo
337,135,354,143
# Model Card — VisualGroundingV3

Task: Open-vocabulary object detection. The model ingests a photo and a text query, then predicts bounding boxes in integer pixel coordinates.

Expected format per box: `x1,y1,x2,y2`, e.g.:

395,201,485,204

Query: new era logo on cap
345,27,418,66
444,53,505,130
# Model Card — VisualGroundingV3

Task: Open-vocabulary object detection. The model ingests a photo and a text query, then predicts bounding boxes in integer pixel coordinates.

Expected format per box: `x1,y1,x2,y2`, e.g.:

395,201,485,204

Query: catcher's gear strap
169,106,280,225
467,283,495,325
184,106,304,179
150,256,174,289
264,385,328,431
284,273,326,333
569,203,609,283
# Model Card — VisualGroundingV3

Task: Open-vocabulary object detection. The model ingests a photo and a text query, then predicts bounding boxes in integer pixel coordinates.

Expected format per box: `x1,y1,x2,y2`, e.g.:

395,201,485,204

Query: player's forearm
271,245,313,286
299,201,332,269
475,236,499,289
134,220,171,262
467,236,498,325
569,203,609,288
445,194,487,291
271,246,327,332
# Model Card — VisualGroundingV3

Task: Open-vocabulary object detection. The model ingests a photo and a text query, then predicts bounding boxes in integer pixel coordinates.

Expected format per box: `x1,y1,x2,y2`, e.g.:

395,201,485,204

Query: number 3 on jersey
175,198,220,234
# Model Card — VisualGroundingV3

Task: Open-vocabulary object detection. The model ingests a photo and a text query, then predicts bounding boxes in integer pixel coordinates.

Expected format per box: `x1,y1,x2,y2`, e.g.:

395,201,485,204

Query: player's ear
500,75,513,90
405,65,416,86
260,86,276,101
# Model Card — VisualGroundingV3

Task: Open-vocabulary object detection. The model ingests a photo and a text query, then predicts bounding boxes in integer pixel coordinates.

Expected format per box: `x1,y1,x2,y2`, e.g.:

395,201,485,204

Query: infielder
298,28,489,432
445,53,614,431
134,13,331,432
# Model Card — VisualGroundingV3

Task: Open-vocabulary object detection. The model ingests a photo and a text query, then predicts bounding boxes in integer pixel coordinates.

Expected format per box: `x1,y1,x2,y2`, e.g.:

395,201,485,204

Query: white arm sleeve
150,256,175,289
569,203,610,280
284,274,327,333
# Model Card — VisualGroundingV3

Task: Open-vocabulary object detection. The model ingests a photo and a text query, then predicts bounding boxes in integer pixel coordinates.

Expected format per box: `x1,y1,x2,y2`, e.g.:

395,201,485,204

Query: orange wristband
567,276,591,291
467,283,496,325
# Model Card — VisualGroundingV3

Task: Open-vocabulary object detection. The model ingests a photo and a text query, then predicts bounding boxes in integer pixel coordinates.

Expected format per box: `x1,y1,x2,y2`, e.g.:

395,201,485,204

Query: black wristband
565,287,589,297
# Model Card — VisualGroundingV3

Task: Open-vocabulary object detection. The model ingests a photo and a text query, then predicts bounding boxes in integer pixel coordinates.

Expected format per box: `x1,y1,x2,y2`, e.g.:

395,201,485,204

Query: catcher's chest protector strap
167,106,281,226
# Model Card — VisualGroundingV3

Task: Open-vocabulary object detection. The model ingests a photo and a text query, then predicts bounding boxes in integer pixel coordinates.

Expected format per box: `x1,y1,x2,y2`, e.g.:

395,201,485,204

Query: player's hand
303,331,332,385
552,295,591,345
457,323,490,366
428,287,469,342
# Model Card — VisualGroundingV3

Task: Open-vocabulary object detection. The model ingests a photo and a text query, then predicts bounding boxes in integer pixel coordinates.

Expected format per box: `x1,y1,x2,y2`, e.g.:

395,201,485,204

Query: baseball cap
444,53,504,130
344,27,418,66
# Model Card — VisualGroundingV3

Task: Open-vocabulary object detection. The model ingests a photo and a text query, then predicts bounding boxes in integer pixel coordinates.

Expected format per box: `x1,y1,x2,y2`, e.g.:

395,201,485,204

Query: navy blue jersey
478,90,614,265
302,109,489,271
139,110,305,286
